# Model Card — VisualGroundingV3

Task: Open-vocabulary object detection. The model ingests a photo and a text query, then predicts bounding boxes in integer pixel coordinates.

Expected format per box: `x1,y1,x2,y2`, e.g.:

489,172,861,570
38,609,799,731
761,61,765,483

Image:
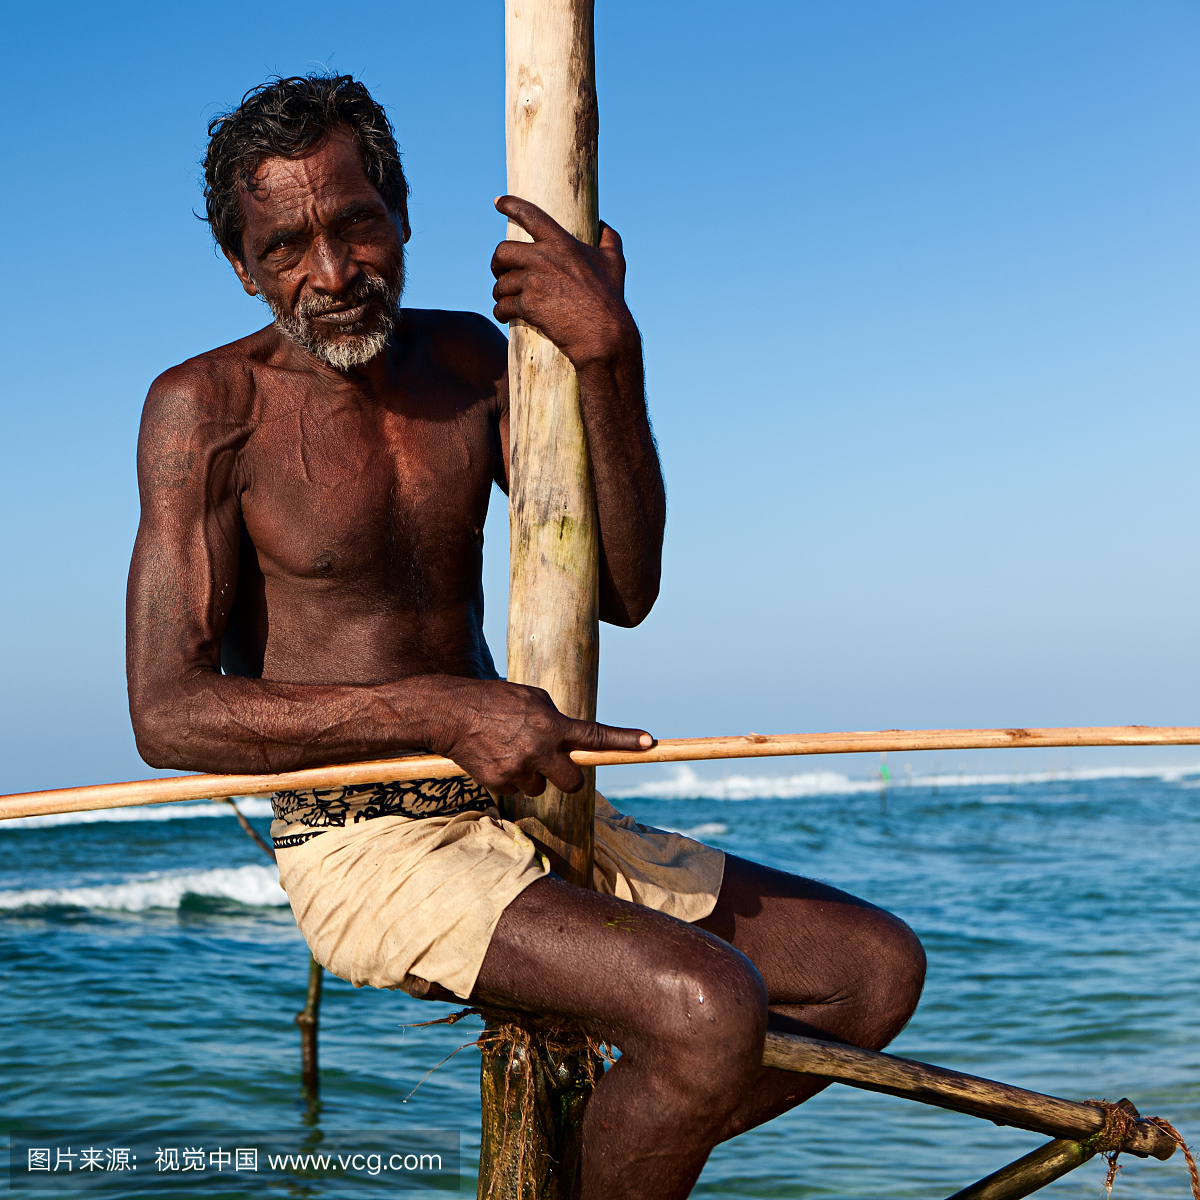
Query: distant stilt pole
296,953,324,1101
224,798,325,1106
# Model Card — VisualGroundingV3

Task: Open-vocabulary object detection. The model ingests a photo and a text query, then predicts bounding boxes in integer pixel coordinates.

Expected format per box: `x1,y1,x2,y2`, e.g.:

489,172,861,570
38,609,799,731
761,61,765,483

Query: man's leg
693,853,927,1139
472,875,769,1200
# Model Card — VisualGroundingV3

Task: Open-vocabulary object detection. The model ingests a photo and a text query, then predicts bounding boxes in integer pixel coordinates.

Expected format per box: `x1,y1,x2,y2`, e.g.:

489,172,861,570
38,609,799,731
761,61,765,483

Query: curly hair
203,73,409,261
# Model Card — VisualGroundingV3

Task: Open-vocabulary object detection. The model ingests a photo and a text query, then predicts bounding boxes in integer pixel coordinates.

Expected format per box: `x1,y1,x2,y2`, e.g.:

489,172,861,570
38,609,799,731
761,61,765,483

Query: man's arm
126,369,649,788
490,197,666,627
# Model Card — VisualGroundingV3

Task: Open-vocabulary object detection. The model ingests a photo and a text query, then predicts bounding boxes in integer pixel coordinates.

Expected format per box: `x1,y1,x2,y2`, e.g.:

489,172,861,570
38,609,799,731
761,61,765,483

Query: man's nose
305,233,357,295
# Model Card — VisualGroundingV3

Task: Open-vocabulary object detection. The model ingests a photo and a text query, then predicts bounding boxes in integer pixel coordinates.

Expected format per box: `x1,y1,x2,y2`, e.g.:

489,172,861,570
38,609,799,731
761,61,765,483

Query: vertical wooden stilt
478,2,601,1197
501,0,601,873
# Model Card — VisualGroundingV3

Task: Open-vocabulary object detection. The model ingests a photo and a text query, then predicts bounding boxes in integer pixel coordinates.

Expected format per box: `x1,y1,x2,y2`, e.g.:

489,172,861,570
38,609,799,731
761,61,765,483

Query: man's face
226,128,410,370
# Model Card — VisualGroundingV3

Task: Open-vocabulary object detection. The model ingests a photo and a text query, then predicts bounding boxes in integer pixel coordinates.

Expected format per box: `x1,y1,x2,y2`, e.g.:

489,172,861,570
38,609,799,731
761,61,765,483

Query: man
127,74,925,1200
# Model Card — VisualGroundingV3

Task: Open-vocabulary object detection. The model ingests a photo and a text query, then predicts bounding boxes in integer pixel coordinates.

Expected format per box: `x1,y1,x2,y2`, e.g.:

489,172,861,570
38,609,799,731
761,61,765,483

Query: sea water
2,769,1198,1198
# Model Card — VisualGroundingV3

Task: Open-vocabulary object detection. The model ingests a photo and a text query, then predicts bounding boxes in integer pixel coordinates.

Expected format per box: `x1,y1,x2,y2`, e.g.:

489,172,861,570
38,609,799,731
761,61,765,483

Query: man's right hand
421,677,654,797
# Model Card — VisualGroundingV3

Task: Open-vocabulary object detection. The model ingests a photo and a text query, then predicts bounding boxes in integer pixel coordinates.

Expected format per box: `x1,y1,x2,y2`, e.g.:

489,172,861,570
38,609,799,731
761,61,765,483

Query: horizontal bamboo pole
2,725,1199,823
761,1031,1176,1160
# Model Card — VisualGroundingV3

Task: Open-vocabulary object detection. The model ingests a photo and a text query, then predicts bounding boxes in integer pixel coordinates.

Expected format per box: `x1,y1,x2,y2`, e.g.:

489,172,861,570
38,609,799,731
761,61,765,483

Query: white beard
268,266,403,370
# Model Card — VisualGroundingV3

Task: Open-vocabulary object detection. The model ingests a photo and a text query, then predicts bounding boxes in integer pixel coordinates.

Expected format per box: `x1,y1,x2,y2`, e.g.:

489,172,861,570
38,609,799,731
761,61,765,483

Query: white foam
654,821,729,839
1,797,275,830
607,763,1200,801
0,864,287,912
609,765,883,801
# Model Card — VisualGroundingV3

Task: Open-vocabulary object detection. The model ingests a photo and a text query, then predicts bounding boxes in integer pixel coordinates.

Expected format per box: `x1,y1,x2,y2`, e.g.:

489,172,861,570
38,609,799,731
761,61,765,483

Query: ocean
3,766,1198,1198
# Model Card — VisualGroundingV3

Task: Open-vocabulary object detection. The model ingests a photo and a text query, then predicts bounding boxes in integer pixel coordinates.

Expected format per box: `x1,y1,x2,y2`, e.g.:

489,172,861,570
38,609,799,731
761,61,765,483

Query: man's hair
203,73,409,261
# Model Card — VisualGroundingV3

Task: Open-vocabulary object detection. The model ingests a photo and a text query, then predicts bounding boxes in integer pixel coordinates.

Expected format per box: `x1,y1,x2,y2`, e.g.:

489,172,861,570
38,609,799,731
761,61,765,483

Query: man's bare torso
171,310,509,689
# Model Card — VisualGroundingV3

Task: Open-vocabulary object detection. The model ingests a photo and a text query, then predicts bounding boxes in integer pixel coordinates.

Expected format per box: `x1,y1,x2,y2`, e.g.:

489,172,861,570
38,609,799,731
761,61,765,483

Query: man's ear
222,245,260,297
393,196,412,244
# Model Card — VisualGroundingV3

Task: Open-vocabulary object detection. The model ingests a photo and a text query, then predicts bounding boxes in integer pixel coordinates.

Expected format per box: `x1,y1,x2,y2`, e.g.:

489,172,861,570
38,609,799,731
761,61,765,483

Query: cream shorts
272,787,725,1000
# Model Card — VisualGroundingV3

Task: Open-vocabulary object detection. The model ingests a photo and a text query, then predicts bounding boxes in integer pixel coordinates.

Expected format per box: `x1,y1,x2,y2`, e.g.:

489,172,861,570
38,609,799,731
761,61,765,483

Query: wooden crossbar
762,1031,1177,1160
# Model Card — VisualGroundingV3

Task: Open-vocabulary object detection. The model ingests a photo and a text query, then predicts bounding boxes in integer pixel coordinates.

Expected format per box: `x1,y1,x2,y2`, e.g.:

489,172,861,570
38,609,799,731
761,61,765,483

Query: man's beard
268,268,403,371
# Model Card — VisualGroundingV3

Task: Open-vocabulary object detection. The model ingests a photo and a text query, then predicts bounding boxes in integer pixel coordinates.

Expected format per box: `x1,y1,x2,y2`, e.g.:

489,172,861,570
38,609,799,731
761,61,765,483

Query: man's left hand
491,196,637,368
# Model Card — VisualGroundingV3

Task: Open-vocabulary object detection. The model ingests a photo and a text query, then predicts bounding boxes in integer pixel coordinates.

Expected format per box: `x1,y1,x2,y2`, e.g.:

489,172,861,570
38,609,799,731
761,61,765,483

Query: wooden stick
761,1032,1177,1161
942,1139,1096,1200
223,798,275,863
3,725,1199,823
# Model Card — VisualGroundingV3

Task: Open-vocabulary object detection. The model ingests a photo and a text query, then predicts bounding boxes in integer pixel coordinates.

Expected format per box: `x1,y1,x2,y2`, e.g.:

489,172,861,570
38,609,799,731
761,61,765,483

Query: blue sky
2,1,1197,793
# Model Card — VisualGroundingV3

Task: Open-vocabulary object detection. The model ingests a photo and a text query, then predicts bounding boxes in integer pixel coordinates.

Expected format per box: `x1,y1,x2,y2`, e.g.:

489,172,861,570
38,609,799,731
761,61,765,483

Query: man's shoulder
403,308,507,381
142,327,280,430
405,306,505,343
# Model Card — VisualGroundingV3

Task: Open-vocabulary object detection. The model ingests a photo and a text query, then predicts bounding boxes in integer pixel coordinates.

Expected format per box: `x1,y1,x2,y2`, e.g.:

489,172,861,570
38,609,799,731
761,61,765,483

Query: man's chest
236,399,498,588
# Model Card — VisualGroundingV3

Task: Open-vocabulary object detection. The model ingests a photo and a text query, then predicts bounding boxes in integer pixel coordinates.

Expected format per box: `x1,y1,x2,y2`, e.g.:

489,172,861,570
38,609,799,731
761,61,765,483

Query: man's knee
629,947,768,1102
852,908,926,1048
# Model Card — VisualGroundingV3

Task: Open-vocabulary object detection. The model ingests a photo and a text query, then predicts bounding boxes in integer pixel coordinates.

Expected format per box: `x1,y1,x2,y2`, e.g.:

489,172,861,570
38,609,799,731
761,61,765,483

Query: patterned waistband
270,776,495,850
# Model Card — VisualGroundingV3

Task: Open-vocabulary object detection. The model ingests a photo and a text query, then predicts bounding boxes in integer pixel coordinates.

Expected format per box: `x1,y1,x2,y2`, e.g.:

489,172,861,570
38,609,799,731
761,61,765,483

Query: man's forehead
244,131,378,222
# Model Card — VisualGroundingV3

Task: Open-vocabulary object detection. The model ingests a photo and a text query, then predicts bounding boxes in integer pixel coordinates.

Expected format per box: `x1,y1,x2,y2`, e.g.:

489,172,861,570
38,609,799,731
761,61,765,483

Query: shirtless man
126,74,925,1200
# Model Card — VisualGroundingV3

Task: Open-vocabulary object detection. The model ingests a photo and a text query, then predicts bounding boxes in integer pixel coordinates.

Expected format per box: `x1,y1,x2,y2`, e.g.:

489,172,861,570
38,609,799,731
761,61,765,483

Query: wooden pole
5,725,1200,822
761,1032,1177,1160
501,0,601,884
477,3,602,1197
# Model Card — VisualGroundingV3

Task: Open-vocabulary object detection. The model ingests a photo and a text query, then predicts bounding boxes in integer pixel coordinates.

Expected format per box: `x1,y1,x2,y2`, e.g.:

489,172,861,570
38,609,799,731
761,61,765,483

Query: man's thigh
472,874,765,1044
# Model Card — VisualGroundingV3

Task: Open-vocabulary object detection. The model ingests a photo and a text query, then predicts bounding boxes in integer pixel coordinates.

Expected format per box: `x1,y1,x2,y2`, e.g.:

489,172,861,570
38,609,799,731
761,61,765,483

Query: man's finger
490,239,537,277
493,296,524,325
562,719,656,755
518,771,548,797
541,753,587,796
492,271,524,301
495,195,569,242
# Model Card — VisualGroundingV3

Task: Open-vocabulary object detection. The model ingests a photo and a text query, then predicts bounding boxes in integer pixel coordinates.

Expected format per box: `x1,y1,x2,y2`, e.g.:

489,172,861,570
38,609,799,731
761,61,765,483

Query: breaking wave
607,763,1200,801
0,864,287,912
